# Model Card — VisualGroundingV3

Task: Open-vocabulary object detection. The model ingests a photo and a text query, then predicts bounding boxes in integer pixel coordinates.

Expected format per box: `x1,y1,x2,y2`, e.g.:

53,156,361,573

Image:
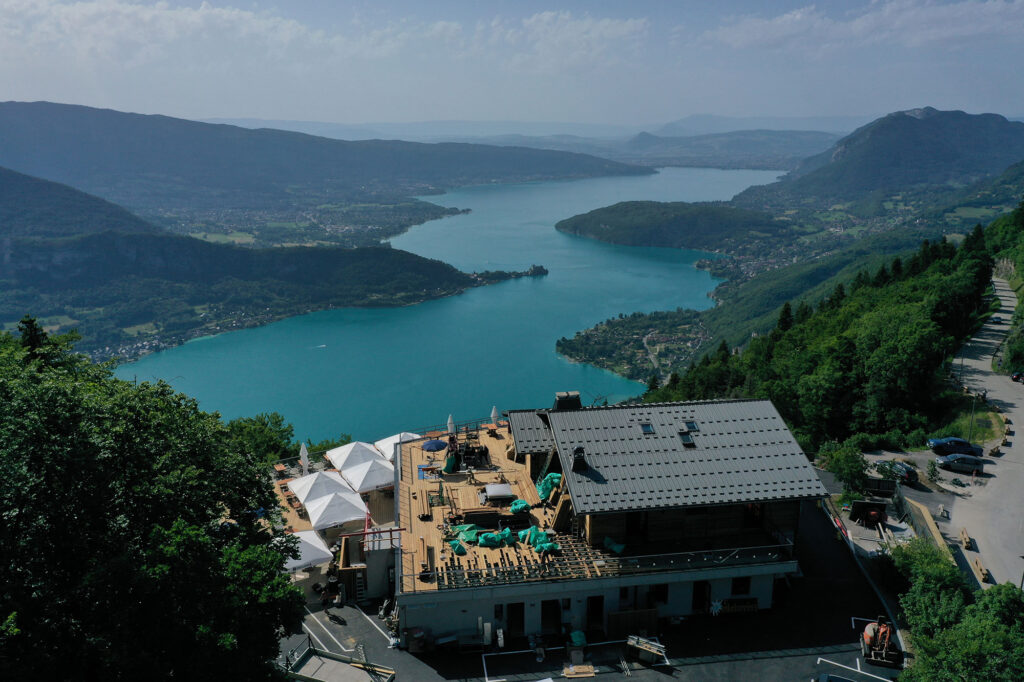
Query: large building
392,394,826,646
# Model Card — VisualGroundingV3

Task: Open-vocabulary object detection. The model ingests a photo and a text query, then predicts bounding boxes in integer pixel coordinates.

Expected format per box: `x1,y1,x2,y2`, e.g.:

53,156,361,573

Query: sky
1,0,1023,125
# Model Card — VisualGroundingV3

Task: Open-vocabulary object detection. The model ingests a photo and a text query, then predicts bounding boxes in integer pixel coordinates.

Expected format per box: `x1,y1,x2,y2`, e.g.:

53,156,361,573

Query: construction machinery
861,615,902,667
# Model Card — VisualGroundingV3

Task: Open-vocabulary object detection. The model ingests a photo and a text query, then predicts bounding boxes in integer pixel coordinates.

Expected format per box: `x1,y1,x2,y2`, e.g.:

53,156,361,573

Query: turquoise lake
117,167,780,442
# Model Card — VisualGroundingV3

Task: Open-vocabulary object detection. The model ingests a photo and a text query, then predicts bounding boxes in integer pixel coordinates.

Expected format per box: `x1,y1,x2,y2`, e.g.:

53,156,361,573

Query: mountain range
0,102,650,214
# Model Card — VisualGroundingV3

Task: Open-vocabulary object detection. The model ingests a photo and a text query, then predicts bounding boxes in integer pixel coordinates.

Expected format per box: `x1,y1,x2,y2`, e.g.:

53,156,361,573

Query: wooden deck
397,427,623,593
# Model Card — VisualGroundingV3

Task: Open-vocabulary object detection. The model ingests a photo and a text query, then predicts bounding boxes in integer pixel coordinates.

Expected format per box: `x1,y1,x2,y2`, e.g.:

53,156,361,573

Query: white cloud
704,0,1024,51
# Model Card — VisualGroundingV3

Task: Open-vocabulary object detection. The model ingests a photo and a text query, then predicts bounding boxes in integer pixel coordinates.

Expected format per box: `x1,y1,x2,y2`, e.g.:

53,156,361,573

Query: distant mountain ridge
656,114,874,137
736,107,1024,207
431,129,838,171
0,166,157,238
0,101,651,212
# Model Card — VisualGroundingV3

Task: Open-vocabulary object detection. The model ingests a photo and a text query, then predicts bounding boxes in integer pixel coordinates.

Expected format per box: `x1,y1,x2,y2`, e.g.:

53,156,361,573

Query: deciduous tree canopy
0,326,303,679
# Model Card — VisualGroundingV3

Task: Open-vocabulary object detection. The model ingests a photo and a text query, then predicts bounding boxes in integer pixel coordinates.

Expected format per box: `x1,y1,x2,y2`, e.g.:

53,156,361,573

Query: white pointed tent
490,406,499,423
305,490,369,531
299,442,310,476
283,530,334,572
373,432,421,462
326,441,383,470
342,458,395,493
287,470,350,505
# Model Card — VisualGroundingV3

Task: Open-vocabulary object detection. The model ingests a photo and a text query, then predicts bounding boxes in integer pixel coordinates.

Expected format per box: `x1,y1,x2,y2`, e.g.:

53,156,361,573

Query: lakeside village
272,390,936,680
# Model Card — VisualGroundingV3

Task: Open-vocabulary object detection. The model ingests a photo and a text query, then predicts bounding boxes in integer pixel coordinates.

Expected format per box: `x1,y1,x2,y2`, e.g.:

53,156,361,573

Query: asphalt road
947,277,1024,588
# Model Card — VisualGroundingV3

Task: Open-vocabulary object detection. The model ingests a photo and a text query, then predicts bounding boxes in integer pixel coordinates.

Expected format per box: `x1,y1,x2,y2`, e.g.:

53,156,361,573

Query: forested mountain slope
647,232,992,450
0,166,157,238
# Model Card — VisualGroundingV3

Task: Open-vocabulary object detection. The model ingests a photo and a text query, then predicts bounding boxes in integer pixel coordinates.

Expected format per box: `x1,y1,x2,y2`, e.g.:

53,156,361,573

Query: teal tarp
510,499,531,514
452,523,481,544
498,527,516,545
569,630,587,647
478,532,501,548
536,472,562,500
449,540,467,556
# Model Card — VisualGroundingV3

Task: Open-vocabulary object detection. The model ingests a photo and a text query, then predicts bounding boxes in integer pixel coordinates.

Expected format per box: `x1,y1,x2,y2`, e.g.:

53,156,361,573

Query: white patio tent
342,458,395,493
326,441,384,470
283,530,334,572
306,490,369,530
287,470,351,505
373,432,421,462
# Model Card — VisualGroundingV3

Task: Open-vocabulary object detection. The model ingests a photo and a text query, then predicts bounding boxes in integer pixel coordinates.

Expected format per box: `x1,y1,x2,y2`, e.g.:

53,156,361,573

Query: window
494,604,503,620
640,423,655,435
561,598,571,610
731,576,751,596
685,421,699,432
679,432,695,447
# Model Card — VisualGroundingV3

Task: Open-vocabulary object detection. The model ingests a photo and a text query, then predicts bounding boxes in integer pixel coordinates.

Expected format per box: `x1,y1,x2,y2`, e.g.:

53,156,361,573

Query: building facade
393,395,826,645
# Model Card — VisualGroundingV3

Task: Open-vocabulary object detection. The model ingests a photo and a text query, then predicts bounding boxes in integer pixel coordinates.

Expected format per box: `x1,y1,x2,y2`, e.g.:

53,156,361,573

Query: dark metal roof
507,409,554,454
547,399,827,514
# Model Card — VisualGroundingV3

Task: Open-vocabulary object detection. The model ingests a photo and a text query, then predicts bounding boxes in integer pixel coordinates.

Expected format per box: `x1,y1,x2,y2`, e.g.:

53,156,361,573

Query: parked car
928,436,982,456
1012,371,1024,383
935,453,986,475
876,460,918,484
992,316,1003,324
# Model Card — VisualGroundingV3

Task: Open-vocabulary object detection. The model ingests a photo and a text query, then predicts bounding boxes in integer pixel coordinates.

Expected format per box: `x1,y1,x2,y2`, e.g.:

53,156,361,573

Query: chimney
553,391,583,411
572,446,587,472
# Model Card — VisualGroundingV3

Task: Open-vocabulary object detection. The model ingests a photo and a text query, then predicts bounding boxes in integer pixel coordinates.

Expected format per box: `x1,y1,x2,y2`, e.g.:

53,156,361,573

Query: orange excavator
861,615,902,667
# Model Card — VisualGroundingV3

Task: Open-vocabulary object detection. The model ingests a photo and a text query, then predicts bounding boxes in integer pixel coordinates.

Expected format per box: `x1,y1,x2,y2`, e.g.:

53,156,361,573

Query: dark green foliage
892,542,1024,681
0,101,650,212
818,441,868,492
0,325,303,679
776,302,794,332
0,166,157,237
226,413,351,463
892,538,971,639
555,200,785,251
988,204,1024,370
646,237,991,449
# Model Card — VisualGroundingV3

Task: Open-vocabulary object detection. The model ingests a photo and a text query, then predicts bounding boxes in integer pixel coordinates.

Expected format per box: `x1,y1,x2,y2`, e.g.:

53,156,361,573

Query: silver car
935,453,985,475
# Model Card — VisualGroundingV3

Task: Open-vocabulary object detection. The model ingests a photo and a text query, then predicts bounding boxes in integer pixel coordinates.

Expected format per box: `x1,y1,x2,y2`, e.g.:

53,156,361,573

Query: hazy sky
2,0,1023,124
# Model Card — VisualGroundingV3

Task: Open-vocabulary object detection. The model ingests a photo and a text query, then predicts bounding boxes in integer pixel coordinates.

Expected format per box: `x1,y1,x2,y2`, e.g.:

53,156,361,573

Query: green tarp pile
498,527,516,545
449,540,467,556
569,630,587,647
452,524,481,544
536,472,562,501
478,532,501,548
518,526,560,554
509,499,532,514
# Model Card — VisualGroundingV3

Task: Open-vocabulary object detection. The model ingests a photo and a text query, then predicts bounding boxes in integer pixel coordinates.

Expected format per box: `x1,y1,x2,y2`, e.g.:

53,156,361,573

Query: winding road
948,277,1024,588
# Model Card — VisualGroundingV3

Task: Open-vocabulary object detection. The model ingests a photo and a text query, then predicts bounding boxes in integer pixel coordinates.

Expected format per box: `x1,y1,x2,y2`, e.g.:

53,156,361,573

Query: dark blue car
928,436,982,456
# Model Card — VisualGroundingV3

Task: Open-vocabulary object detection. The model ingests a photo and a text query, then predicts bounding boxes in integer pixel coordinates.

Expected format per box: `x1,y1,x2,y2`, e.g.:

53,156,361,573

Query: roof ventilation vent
572,446,588,472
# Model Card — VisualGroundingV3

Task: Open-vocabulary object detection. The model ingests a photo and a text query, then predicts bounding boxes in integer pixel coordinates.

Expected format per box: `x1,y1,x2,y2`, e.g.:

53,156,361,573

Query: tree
776,301,794,332
227,412,297,462
647,374,661,391
818,441,868,492
0,331,303,679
